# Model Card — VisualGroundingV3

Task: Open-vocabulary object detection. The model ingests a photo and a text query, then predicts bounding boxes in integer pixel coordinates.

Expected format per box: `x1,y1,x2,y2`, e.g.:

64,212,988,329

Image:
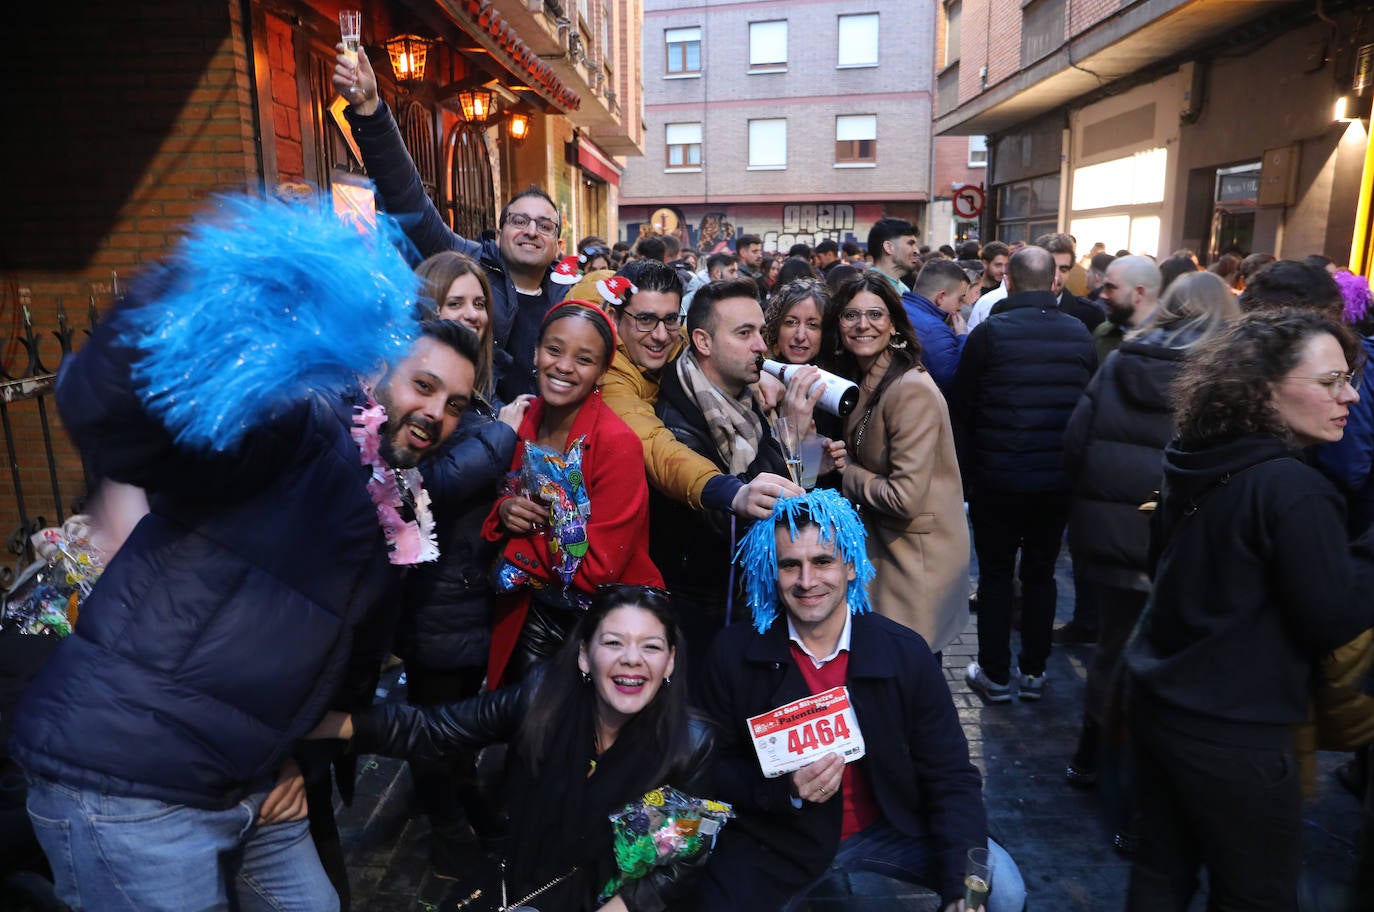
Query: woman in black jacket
1123,309,1370,911
310,585,715,912
1061,271,1238,804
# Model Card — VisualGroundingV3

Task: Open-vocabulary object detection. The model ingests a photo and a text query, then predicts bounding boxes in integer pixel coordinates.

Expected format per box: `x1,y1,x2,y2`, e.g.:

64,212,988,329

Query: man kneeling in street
699,489,1027,911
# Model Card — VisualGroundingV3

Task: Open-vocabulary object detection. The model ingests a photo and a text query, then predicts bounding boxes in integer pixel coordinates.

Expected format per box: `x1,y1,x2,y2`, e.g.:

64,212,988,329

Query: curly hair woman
1123,308,1373,911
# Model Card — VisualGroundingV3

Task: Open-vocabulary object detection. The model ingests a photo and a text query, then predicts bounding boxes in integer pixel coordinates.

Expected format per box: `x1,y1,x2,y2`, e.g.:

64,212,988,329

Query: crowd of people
4,44,1374,912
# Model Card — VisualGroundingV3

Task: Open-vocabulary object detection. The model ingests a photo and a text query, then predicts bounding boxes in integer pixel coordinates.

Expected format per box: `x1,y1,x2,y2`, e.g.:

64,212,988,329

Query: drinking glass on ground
339,10,362,91
964,846,994,912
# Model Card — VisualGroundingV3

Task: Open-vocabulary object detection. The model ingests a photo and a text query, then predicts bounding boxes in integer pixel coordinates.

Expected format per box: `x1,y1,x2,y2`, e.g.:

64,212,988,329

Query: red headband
542,298,620,350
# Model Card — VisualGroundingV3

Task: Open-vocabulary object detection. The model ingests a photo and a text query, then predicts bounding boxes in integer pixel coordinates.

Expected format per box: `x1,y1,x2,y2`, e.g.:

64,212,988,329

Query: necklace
351,392,439,565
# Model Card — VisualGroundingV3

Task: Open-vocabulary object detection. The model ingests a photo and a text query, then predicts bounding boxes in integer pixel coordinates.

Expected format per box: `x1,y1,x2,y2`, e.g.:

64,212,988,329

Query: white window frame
836,13,879,68
968,135,987,168
749,20,788,72
748,118,787,171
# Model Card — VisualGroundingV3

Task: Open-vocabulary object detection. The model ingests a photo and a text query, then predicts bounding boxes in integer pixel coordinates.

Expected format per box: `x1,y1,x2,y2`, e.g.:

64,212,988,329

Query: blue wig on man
735,488,875,632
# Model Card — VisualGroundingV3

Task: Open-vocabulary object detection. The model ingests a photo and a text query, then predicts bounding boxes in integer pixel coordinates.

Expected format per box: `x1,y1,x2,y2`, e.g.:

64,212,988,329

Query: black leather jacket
351,682,716,911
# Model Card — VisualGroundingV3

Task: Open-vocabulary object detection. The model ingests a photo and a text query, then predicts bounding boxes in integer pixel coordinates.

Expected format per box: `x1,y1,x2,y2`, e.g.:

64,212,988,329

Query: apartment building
933,0,1374,268
620,0,937,254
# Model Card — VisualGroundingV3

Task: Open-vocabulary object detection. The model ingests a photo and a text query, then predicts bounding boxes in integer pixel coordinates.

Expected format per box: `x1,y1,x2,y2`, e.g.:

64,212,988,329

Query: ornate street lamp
507,111,531,142
383,34,434,85
454,86,497,125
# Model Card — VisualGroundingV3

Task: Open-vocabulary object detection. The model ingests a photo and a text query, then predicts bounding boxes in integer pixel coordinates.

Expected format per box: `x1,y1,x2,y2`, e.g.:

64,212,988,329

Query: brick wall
267,14,305,181
1,0,258,546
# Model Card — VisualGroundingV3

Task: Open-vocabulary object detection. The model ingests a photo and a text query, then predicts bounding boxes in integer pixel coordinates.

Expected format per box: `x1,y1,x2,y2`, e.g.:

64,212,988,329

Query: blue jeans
25,775,338,912
783,825,1027,912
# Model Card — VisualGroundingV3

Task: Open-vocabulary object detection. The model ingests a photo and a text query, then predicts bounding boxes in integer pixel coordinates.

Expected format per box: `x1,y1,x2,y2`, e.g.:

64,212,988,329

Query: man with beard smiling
601,262,803,532
334,51,567,400
1094,255,1161,365
697,491,1026,912
10,197,480,912
650,278,821,683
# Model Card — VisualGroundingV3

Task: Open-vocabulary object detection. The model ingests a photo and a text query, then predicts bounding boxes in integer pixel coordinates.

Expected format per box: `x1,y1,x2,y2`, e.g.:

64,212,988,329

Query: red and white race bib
747,685,866,778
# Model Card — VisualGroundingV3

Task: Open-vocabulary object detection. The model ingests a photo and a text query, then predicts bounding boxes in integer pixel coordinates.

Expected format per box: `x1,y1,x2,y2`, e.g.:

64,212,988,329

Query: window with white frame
748,119,787,170
749,21,787,70
665,26,701,75
969,135,987,167
837,14,878,68
665,122,702,170
835,114,876,164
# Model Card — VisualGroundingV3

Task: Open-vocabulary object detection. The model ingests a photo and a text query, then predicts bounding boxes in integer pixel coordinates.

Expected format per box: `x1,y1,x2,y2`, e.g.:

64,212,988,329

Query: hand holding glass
339,10,362,93
964,847,994,912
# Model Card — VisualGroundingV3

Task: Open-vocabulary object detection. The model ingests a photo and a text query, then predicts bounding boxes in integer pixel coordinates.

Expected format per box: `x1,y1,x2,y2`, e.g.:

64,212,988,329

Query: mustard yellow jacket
597,335,720,509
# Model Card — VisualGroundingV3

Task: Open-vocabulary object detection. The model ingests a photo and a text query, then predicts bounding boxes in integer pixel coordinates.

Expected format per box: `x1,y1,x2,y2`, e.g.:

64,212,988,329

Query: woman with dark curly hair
762,278,832,367
1123,308,1372,911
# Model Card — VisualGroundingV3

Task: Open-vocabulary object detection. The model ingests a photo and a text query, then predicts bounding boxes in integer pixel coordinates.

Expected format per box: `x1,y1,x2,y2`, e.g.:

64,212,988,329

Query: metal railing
0,293,98,584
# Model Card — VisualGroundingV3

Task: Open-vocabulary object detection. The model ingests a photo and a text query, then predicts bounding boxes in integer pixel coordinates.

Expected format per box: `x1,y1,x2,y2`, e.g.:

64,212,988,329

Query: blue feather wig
115,192,420,453
734,488,875,633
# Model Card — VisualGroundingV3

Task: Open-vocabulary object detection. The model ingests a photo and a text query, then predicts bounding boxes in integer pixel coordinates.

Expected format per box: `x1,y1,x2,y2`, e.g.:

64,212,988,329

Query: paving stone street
337,552,1367,912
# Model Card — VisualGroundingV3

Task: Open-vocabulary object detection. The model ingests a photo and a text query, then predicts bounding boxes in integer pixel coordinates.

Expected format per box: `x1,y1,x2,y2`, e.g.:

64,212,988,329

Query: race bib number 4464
747,685,866,778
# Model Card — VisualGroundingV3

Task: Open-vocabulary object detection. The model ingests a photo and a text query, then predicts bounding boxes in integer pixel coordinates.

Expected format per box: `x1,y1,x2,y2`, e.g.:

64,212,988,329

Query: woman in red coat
483,300,662,686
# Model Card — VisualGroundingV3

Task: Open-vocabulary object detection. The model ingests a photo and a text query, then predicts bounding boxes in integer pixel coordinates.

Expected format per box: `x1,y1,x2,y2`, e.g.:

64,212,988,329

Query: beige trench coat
841,350,970,652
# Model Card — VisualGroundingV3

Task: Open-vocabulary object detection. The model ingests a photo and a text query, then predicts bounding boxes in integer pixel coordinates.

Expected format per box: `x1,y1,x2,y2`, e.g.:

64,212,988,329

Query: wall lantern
383,34,434,85
1335,92,1371,124
455,86,497,125
508,112,531,142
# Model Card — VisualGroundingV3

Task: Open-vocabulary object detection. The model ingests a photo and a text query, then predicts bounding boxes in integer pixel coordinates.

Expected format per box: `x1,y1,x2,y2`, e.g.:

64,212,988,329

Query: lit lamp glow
456,87,497,124
383,34,433,85
508,111,531,142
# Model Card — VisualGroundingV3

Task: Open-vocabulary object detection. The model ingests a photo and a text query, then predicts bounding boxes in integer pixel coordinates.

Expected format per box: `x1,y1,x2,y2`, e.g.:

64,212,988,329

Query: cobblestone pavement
339,552,1366,911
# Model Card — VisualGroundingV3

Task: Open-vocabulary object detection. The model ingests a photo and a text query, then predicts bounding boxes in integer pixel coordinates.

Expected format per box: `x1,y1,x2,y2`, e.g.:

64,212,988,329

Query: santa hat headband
550,255,583,285
595,275,637,308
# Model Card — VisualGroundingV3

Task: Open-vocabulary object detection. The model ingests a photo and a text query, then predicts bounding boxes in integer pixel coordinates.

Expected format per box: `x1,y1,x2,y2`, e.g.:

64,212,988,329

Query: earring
581,670,590,684
664,675,672,686
888,334,908,350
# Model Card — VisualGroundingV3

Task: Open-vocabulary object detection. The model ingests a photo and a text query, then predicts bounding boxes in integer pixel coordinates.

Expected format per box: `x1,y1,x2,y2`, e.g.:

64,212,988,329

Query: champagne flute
964,846,994,912
339,10,362,94
771,416,802,487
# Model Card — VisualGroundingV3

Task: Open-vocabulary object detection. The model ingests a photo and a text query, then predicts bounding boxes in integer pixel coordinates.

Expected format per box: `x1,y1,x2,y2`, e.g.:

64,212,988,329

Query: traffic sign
953,184,986,219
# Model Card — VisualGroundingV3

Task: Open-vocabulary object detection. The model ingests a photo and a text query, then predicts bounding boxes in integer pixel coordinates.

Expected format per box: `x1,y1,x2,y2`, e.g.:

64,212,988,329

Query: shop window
1071,147,1167,211
994,172,1060,243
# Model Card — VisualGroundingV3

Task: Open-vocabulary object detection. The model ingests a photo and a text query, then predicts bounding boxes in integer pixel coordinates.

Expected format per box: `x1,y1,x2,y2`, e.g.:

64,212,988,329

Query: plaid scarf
675,350,763,475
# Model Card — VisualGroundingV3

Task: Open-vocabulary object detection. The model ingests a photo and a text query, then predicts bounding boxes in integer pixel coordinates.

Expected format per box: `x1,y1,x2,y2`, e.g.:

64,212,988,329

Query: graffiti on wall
763,204,855,252
622,202,880,252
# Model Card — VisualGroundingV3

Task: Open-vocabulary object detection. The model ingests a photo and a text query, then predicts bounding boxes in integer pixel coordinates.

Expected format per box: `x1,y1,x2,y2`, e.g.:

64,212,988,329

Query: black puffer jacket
650,362,789,603
1062,331,1187,591
352,677,716,912
395,401,518,670
948,290,1096,497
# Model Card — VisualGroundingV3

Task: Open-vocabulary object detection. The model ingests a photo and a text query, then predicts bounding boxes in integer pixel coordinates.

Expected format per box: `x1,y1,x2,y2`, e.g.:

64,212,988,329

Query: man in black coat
335,50,568,401
949,247,1096,704
651,278,805,683
697,491,1025,912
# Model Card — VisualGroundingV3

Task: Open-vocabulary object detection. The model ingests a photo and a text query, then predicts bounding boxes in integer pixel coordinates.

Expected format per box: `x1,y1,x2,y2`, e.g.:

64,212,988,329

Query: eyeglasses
839,308,890,327
621,310,681,332
1283,370,1361,398
503,212,559,237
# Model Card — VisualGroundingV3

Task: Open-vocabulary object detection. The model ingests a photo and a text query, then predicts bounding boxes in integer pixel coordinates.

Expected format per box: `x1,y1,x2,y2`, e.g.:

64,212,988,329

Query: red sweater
483,391,662,684
789,642,882,840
